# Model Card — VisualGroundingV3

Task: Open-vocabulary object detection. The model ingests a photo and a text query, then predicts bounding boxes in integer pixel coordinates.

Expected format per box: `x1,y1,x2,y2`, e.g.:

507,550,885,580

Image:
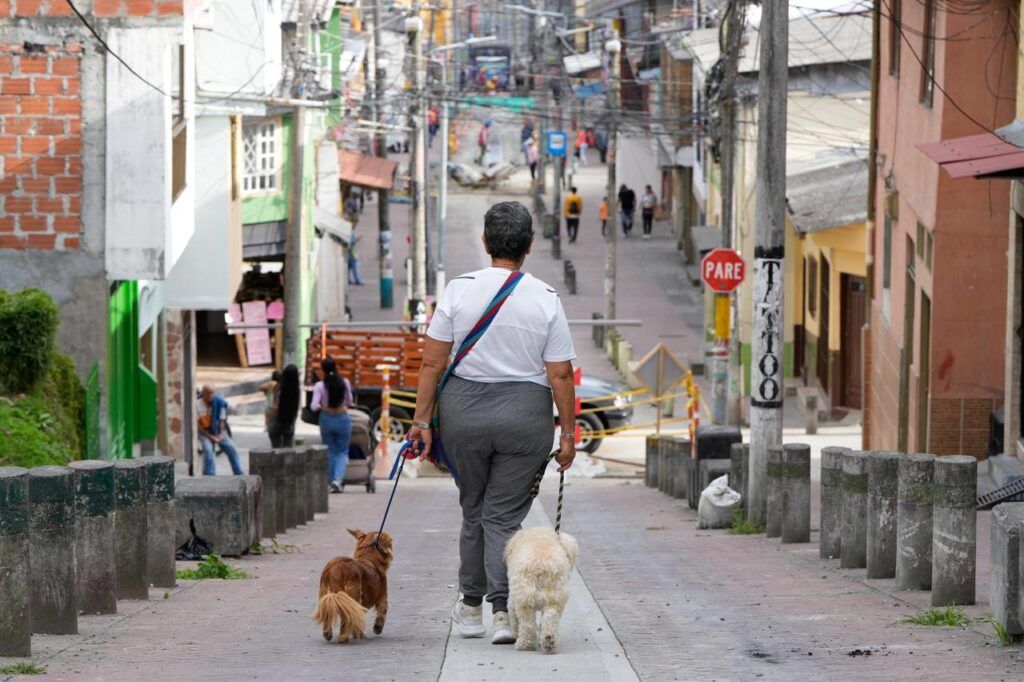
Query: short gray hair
483,202,533,261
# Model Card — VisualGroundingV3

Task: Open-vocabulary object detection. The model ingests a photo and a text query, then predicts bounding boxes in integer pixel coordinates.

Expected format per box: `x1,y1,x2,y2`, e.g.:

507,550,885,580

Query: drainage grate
977,476,1024,510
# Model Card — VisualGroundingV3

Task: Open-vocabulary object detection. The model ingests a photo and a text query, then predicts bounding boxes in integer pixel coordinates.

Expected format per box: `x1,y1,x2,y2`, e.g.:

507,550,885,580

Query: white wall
193,0,282,98
105,26,194,280
166,116,237,309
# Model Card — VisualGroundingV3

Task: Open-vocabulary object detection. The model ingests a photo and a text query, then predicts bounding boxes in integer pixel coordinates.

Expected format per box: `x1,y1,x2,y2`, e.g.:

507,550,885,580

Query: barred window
243,119,280,195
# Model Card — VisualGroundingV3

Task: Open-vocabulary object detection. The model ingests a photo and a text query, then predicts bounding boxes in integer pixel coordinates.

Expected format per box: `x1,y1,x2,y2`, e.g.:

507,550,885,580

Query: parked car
555,374,634,453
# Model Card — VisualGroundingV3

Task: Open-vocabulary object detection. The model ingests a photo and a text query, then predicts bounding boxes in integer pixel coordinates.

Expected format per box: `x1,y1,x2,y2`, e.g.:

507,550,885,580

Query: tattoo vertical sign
751,248,784,409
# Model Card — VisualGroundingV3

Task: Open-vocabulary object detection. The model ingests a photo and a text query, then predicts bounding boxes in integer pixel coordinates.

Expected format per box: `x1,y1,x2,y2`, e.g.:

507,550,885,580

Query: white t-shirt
427,267,576,386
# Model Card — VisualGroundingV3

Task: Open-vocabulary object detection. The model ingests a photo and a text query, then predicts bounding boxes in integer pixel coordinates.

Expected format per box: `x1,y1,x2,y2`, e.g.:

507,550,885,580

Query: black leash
530,451,565,533
373,443,412,553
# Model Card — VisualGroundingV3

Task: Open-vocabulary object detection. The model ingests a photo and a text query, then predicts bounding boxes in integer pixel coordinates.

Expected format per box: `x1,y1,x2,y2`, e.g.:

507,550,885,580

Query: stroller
342,409,376,493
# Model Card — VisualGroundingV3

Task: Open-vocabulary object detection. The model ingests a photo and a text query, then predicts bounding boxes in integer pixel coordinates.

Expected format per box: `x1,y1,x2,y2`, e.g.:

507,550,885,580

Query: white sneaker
452,599,486,638
491,611,515,644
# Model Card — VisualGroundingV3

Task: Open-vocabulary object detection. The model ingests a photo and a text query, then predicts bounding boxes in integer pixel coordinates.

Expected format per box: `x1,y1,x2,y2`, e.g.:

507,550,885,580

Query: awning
563,51,603,75
338,149,397,190
243,220,286,260
314,206,352,245
918,120,1024,179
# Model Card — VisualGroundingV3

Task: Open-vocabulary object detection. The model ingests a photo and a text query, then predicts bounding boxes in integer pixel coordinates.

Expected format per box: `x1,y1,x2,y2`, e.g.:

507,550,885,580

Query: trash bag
175,518,213,561
697,474,742,529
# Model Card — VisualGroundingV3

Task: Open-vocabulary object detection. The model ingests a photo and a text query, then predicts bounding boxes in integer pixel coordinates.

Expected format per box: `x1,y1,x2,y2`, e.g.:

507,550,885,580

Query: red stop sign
701,248,746,293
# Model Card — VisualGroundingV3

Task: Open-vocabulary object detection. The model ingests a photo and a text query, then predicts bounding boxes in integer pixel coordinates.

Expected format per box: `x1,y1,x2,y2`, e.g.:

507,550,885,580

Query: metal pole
747,0,788,525
407,15,428,324
438,64,449,294
712,0,746,426
374,0,393,309
604,35,620,327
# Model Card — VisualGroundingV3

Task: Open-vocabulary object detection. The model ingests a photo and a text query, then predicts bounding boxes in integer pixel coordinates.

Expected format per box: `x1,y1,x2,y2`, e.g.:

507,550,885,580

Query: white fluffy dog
504,526,578,654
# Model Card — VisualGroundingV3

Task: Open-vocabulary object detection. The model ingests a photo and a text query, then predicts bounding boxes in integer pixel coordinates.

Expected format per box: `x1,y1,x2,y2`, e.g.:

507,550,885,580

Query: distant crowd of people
557,182,660,244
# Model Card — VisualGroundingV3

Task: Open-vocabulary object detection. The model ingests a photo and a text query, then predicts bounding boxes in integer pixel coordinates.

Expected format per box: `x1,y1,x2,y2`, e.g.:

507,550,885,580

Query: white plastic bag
697,474,742,529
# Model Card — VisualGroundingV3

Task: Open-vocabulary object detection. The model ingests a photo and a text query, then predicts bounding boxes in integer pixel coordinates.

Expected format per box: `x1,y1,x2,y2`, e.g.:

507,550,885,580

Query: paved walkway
11,476,1020,680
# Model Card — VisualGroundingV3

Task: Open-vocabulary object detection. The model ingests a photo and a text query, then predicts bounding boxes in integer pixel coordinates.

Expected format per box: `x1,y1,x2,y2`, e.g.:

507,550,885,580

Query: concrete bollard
0,467,31,656
114,460,149,600
69,460,117,615
302,447,316,522
896,453,936,591
658,438,673,495
294,448,309,525
729,443,748,509
248,449,279,538
840,451,869,569
931,455,977,607
309,445,329,514
781,443,811,543
272,449,289,534
670,438,690,500
141,455,176,588
281,449,300,529
645,435,659,488
865,452,900,579
765,446,784,538
28,465,78,633
819,446,849,560
990,503,1024,635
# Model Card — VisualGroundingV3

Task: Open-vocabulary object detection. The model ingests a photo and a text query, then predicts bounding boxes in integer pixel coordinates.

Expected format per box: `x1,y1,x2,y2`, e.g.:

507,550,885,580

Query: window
807,255,818,316
883,212,893,320
906,235,916,278
925,230,933,271
921,0,936,106
171,44,186,200
916,221,925,257
889,0,901,77
243,119,280,194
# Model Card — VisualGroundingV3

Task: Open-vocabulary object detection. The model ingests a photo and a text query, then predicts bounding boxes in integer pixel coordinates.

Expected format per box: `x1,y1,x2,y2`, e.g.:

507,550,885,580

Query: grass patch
728,507,764,535
0,662,46,675
989,616,1021,646
902,607,969,627
175,554,249,580
256,539,301,555
0,352,84,468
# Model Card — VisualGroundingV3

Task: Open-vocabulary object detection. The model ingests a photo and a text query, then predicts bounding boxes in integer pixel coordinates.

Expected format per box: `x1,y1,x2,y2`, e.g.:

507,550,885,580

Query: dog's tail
312,591,368,639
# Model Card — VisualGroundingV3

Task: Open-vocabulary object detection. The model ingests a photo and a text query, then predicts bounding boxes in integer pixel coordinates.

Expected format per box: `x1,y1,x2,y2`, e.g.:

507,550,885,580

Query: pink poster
226,303,242,335
267,299,285,320
242,300,272,366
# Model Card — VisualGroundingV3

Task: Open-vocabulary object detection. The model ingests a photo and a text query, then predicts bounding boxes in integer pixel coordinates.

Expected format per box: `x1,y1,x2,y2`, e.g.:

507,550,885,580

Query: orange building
865,0,1016,455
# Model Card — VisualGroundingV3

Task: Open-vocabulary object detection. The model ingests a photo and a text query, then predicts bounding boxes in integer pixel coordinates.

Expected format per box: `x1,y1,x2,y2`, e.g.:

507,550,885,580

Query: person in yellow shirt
564,186,582,243
599,196,609,237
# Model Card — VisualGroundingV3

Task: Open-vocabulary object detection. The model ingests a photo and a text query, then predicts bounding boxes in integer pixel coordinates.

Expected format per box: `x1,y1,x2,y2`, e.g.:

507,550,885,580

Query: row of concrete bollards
248,446,329,538
820,449,978,607
0,456,175,657
644,435,981,609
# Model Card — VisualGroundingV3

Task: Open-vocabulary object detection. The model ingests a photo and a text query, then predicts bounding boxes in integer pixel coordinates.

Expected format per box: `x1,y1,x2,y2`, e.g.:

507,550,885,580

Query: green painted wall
107,281,139,460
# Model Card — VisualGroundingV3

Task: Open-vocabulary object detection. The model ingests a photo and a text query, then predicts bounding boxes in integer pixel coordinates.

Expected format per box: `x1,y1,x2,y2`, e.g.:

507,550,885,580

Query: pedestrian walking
600,196,609,237
526,137,539,180
520,120,534,164
476,120,492,166
595,125,608,164
348,235,364,286
197,385,243,476
266,364,300,447
344,194,360,226
617,184,636,237
575,129,589,167
641,185,657,239
258,370,279,428
428,108,440,147
564,186,582,243
406,201,577,646
311,357,355,493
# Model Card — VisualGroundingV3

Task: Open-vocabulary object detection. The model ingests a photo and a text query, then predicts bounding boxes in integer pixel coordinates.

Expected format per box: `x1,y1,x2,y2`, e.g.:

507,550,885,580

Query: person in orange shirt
599,196,609,236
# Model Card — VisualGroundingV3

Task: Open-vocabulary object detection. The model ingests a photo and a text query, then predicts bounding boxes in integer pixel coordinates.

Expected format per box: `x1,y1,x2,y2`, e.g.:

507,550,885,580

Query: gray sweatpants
439,376,554,612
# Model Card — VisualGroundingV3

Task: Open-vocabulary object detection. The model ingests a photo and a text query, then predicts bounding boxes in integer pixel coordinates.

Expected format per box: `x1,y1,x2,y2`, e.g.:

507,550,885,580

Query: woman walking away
268,364,300,448
406,201,577,646
312,357,354,493
641,185,657,239
259,370,280,429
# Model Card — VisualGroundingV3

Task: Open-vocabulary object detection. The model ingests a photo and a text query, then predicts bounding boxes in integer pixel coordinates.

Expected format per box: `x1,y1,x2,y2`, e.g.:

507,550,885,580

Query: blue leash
373,441,416,552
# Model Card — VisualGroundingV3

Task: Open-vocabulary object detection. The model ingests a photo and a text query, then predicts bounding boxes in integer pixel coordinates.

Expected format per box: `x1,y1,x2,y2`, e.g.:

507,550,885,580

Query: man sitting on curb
197,385,243,476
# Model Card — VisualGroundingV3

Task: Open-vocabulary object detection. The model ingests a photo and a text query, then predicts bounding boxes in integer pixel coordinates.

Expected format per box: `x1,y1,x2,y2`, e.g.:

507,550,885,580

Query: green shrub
902,607,969,627
175,554,249,580
0,288,60,393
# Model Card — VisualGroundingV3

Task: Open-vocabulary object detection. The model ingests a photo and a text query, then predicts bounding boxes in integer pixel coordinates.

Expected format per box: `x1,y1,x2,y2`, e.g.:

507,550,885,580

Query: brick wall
929,397,1000,458
5,0,183,17
0,43,82,251
164,309,185,460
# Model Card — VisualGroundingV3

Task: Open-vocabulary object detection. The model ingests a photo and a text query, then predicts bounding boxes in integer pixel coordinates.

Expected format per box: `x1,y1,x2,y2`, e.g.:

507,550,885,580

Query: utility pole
373,0,393,309
283,0,312,364
533,3,548,218
711,0,746,426
437,59,449,296
604,34,620,324
406,15,428,324
747,0,788,525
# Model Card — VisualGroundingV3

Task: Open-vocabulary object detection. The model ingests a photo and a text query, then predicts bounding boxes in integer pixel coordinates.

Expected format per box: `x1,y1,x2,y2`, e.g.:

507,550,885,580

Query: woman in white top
406,201,577,645
640,185,657,239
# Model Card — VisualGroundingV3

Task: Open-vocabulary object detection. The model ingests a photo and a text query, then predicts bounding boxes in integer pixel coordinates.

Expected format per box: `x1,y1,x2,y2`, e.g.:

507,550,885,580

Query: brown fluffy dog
312,529,393,643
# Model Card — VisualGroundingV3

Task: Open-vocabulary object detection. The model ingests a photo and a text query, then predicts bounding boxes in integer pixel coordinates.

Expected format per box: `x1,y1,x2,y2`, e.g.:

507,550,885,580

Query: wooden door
840,274,867,408
817,258,831,392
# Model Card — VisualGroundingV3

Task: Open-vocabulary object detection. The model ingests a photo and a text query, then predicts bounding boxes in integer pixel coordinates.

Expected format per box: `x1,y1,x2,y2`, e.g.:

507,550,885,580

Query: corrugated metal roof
339,150,398,190
788,158,868,233
282,0,336,25
679,13,872,75
918,125,1024,179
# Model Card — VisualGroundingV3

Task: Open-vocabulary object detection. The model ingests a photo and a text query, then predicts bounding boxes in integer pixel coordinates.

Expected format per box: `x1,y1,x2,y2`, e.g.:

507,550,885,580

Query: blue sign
575,82,607,100
546,131,567,157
